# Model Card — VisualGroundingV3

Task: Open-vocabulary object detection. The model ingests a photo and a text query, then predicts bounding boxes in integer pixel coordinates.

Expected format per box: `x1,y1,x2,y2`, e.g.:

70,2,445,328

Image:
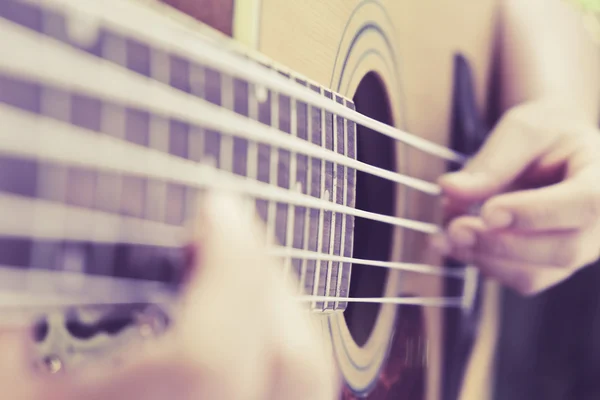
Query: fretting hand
433,100,600,295
0,191,338,400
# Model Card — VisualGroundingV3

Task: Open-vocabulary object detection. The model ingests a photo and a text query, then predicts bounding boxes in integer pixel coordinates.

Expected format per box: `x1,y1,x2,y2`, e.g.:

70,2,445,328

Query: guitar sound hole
344,72,396,347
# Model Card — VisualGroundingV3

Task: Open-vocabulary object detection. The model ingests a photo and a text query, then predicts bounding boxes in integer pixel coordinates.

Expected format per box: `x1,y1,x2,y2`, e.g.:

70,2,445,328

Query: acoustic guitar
0,0,501,399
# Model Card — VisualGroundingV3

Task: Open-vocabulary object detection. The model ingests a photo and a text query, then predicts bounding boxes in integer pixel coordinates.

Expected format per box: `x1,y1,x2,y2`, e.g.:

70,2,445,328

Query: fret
333,95,347,310
185,126,203,222
246,83,259,181
120,176,147,220
126,36,152,77
42,86,70,125
146,176,168,224
205,67,222,106
311,84,327,311
95,170,122,214
165,183,187,226
339,100,357,310
97,97,125,283
232,77,249,177
204,129,221,168
0,73,41,114
43,5,66,41
66,168,96,209
294,79,311,296
51,177,85,291
323,90,336,311
31,164,67,276
220,73,235,173
125,107,151,146
253,81,271,223
103,28,128,72
149,114,170,151
170,53,192,94
93,171,119,278
169,119,190,159
71,93,102,132
187,125,205,163
0,155,37,199
102,103,127,140
32,79,70,287
266,80,280,247
150,45,170,85
257,62,276,236
280,79,296,284
189,63,205,98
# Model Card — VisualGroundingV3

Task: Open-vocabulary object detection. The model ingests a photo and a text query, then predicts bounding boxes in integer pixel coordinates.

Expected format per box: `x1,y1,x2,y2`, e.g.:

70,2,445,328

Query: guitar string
0,104,439,234
0,191,462,278
0,266,176,308
0,19,440,196
0,269,466,312
34,0,467,164
0,110,472,312
268,248,465,278
0,2,475,312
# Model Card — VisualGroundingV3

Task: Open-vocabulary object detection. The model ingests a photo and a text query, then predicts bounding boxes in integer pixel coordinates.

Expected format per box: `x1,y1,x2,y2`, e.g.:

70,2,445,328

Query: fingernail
450,227,476,247
484,209,513,229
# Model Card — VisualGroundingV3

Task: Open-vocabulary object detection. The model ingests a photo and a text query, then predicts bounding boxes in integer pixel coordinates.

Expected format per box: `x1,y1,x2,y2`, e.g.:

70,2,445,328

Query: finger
438,104,558,201
0,327,44,399
470,253,573,296
187,192,336,399
53,191,279,400
445,216,592,267
266,274,338,400
175,190,276,399
480,178,600,231
446,215,599,268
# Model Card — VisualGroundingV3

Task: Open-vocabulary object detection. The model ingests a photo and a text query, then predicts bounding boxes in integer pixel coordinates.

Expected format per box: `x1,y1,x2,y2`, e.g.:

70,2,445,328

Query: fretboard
0,0,357,312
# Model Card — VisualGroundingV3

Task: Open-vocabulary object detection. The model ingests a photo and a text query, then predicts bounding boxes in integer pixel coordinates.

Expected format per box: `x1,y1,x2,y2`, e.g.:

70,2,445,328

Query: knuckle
554,238,583,268
555,244,575,268
482,235,511,258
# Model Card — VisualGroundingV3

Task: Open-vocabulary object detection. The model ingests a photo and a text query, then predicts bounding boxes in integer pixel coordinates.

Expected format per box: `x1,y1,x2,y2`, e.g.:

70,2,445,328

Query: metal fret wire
0,1,472,309
30,0,467,164
0,17,440,196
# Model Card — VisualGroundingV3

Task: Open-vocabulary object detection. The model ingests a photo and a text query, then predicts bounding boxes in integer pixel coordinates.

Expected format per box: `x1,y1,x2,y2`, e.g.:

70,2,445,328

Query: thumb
439,105,556,201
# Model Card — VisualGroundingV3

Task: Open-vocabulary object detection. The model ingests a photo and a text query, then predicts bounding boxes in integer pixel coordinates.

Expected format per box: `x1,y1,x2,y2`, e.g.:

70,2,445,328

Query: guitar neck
0,0,361,313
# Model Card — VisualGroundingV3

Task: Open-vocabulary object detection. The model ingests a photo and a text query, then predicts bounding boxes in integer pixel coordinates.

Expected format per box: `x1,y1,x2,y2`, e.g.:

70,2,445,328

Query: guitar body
160,1,500,399
0,0,500,399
